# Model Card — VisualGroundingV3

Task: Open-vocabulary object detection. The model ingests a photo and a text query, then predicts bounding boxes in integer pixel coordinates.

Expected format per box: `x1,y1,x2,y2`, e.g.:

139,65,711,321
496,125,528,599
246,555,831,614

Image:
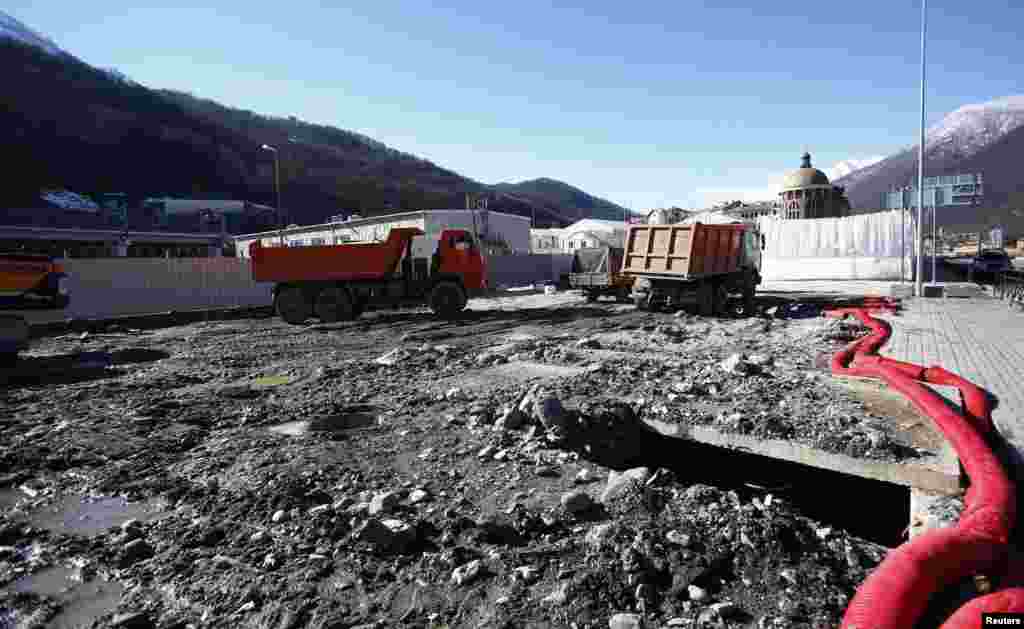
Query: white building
530,218,629,253
233,209,531,259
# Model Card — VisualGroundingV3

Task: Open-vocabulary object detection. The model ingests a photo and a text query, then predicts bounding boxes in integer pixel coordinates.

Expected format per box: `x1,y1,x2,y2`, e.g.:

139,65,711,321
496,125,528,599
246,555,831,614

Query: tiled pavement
878,295,1024,469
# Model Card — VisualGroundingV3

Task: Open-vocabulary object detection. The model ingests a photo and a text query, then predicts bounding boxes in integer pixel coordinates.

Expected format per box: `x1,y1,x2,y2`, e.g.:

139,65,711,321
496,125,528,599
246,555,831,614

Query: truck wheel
585,291,598,303
315,286,355,323
711,283,729,317
741,282,756,317
430,281,467,318
275,286,312,325
634,294,649,310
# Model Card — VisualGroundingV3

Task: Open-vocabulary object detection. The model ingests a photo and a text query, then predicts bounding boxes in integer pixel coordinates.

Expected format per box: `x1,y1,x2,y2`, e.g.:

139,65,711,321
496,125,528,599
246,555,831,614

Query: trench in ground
590,432,911,548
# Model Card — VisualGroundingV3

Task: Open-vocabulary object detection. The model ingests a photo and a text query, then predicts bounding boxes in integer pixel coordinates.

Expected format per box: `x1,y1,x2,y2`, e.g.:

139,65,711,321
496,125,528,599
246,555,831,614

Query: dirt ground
0,290,957,628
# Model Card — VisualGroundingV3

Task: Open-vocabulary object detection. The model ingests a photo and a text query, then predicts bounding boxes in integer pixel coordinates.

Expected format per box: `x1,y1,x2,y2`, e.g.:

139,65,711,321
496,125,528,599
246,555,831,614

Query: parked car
972,249,1012,275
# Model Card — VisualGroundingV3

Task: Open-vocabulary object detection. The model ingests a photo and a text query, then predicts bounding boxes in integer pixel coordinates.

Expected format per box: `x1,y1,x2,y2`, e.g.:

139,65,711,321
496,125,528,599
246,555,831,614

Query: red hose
823,300,1020,629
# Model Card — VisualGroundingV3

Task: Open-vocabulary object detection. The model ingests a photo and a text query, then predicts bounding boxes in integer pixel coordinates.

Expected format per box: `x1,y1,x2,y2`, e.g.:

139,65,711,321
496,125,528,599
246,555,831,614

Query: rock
576,337,602,349
666,530,692,547
445,387,464,400
271,509,288,523
561,490,594,515
608,613,643,629
513,565,539,583
262,553,278,569
408,489,430,504
308,504,332,517
110,612,154,629
688,584,708,602
748,354,773,366
543,581,571,605
374,349,405,366
866,429,889,449
574,468,593,484
451,559,483,586
120,538,154,567
585,523,616,549
356,517,416,554
494,406,527,431
478,445,496,459
368,491,402,516
601,467,651,504
720,353,755,375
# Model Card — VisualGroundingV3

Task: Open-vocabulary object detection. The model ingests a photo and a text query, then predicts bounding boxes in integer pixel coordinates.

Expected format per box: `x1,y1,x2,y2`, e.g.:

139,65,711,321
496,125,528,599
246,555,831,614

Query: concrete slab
642,417,960,495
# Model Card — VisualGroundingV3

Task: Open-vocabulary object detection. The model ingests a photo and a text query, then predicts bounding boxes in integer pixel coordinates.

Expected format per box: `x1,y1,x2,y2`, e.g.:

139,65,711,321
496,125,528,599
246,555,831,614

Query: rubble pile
0,301,919,628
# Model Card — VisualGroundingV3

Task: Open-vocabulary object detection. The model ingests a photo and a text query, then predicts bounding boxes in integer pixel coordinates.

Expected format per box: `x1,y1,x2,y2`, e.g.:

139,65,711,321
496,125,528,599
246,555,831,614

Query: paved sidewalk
878,295,1024,468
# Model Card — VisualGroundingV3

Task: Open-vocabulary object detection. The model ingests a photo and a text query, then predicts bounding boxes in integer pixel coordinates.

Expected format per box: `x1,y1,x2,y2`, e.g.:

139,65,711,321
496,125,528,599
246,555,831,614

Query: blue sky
8,1,1024,209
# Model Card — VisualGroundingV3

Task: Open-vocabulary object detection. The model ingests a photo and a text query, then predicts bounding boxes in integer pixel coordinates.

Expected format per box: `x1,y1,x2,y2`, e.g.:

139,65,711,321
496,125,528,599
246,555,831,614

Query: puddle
251,375,294,387
1,565,124,629
16,494,169,537
269,405,379,437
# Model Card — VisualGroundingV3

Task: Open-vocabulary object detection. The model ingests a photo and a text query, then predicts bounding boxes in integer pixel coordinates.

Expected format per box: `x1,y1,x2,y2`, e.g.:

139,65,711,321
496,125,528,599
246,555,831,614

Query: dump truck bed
250,227,421,283
622,223,747,279
569,247,625,288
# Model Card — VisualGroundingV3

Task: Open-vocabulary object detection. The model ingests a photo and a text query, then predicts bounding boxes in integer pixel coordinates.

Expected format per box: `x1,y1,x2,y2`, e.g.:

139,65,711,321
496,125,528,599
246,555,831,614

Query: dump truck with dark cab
250,227,487,324
568,246,634,302
622,222,762,315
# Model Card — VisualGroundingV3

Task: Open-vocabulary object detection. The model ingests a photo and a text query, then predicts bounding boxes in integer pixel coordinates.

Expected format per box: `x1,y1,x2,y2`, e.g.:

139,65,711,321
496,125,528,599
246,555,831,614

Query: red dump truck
622,222,763,315
0,253,71,365
250,227,487,324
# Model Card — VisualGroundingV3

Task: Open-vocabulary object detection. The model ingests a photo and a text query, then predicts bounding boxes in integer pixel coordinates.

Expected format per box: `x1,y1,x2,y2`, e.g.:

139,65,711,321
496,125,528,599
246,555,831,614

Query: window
310,238,325,246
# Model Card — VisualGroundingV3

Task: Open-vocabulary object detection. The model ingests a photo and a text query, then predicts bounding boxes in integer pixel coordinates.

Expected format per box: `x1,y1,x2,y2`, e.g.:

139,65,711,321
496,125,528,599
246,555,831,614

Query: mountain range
836,96,1024,218
0,11,631,232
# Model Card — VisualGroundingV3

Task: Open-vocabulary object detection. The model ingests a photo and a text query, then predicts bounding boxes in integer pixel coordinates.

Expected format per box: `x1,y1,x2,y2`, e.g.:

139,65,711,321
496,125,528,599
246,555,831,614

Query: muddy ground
0,291,963,628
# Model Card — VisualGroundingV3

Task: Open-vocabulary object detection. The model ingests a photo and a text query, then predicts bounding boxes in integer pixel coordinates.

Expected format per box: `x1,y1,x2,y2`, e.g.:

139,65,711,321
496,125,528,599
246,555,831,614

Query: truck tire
741,277,756,317
634,294,649,310
430,281,467,318
711,282,729,317
585,291,598,303
315,285,355,323
275,286,312,325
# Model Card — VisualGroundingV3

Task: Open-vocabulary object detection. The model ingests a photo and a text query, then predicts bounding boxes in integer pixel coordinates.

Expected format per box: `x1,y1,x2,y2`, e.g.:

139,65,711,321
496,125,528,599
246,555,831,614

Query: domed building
778,152,851,219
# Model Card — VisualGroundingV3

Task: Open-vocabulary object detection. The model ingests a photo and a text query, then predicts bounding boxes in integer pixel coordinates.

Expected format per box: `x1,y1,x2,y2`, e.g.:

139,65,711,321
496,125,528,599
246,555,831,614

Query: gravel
0,296,934,628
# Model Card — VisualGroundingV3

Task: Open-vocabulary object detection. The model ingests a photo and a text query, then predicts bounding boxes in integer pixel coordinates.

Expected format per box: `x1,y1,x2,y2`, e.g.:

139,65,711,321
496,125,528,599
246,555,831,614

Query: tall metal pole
916,0,927,295
931,203,937,282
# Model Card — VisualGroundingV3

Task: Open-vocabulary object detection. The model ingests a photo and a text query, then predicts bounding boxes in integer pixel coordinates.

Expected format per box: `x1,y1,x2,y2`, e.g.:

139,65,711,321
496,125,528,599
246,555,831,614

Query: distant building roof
781,152,831,190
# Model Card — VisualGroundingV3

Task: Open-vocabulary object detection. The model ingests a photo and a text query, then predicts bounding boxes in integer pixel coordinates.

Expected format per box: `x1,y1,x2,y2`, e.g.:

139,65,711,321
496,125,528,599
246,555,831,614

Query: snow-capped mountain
827,157,885,181
836,95,1024,209
924,96,1024,160
0,10,64,56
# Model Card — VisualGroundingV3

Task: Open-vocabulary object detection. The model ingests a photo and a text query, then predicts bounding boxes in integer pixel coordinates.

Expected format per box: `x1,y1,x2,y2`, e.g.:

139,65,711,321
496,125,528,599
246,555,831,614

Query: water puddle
269,405,379,437
1,565,124,629
17,494,169,537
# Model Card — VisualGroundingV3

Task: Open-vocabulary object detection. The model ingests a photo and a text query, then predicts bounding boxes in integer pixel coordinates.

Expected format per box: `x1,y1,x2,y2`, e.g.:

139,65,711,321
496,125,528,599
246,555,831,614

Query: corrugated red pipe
823,299,1022,628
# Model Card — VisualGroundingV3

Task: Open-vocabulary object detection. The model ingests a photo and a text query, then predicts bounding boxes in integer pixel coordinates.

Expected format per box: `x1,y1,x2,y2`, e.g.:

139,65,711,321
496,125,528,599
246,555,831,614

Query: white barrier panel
761,256,913,281
54,258,272,320
757,210,913,259
756,211,915,280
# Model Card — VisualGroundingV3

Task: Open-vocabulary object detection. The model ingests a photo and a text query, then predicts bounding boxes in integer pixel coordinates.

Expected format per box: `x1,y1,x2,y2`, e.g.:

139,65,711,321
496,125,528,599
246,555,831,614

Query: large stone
720,353,755,375
494,405,527,431
355,517,415,554
451,559,483,586
585,523,616,549
368,491,402,516
601,467,651,504
608,613,643,629
534,393,570,434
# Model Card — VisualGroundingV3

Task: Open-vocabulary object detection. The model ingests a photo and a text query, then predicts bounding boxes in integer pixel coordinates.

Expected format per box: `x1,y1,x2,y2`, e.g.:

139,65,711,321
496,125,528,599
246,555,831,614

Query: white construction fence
756,210,914,281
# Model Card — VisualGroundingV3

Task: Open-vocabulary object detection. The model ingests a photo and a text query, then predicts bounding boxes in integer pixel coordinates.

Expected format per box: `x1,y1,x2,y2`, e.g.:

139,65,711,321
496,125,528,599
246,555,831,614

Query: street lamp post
261,144,283,244
916,0,927,296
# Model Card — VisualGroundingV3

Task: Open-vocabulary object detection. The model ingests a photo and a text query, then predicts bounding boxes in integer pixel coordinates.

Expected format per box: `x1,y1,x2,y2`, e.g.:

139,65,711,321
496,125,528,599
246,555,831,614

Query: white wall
756,211,914,281
17,258,272,324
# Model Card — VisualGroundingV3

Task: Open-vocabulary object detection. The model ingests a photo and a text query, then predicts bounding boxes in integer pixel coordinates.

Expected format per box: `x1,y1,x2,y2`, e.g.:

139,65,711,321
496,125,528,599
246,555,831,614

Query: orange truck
0,253,71,365
622,222,763,315
250,227,488,324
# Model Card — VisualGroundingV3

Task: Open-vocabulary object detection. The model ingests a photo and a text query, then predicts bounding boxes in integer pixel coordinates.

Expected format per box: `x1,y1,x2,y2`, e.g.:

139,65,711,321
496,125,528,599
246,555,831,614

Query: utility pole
261,144,282,244
916,0,927,296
